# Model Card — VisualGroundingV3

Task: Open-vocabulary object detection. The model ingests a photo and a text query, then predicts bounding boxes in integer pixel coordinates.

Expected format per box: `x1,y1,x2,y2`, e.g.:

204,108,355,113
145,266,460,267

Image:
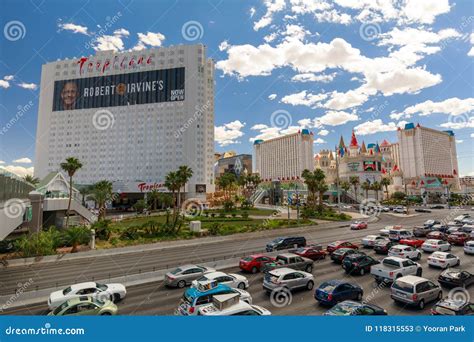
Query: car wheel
416,268,422,276
395,274,402,280
251,266,258,274
237,282,246,289
101,312,112,316
113,294,121,303
418,299,425,309
456,259,460,266
357,292,363,301
177,280,186,288
416,253,421,261
360,268,365,276
306,281,314,291
305,265,313,273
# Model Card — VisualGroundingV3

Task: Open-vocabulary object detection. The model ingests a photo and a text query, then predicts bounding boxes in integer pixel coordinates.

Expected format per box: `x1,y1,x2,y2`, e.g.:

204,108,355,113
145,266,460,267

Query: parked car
191,271,249,290
361,235,387,248
371,257,422,283
262,253,314,273
430,205,446,209
239,254,274,274
399,238,425,248
342,254,379,276
415,208,431,213
437,269,473,288
198,295,271,316
421,239,451,252
324,300,387,316
464,241,474,255
388,245,421,261
431,298,474,315
462,224,474,233
423,220,441,228
413,226,431,237
393,206,408,214
263,268,314,294
289,245,327,260
48,282,126,310
426,231,448,241
48,296,118,316
165,265,215,288
431,224,449,234
454,214,470,223
427,252,460,269
389,228,413,242
447,232,470,246
266,236,306,252
315,280,363,306
391,275,443,309
330,248,362,263
327,241,359,254
350,221,368,230
0,239,18,254
175,283,251,316
374,240,397,255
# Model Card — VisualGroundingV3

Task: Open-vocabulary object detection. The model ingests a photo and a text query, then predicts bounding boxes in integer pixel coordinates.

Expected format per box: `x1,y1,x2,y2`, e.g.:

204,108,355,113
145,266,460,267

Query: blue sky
0,0,473,178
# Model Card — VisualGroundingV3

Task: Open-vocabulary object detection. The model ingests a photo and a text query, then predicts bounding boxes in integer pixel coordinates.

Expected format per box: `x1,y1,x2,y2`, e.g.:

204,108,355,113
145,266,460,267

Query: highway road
2,209,473,316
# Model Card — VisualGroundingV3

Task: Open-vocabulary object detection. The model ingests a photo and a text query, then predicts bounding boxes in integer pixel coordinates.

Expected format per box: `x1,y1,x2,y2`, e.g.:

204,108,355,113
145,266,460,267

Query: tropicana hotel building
34,44,215,201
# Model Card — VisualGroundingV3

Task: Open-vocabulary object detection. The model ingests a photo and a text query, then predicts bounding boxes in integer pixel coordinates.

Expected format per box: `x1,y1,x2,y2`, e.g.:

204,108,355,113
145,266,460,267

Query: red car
350,221,368,230
447,232,470,246
399,238,425,248
427,231,448,241
289,245,327,260
239,254,274,273
327,241,359,254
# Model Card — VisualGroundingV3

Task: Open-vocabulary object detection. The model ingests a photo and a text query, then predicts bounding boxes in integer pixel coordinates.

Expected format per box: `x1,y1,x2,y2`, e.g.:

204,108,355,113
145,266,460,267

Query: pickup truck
262,253,313,273
370,256,422,283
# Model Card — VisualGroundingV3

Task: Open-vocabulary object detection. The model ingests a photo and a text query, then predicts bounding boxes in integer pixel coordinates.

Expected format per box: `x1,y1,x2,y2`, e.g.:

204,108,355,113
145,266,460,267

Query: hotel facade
253,130,314,182
34,44,215,200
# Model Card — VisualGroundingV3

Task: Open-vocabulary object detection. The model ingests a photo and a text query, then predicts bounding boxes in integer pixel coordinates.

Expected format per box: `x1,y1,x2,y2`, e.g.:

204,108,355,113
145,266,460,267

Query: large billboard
52,67,185,111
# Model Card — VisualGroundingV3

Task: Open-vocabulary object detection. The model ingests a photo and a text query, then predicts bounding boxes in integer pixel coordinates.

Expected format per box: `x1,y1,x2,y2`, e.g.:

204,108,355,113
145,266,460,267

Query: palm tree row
164,165,194,227
301,169,328,211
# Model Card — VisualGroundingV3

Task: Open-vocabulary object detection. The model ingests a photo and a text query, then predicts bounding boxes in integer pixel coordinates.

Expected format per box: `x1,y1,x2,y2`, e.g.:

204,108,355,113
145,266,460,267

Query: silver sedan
164,265,215,288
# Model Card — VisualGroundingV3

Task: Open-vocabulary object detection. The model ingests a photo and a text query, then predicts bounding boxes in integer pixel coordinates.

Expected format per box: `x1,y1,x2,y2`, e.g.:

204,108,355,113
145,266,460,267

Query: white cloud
113,28,130,37
315,110,359,126
219,40,230,51
281,90,327,107
401,0,451,25
17,82,38,90
282,24,310,40
92,28,131,52
253,0,286,31
324,88,370,110
318,129,329,136
58,22,89,35
2,165,34,177
264,32,278,43
456,139,463,144
132,32,165,51
249,7,256,18
0,80,10,89
0,160,5,164
469,33,474,57
4,75,14,81
13,157,32,164
314,137,326,144
395,97,474,120
353,119,402,136
291,72,336,83
215,120,246,146
440,117,474,130
268,93,277,100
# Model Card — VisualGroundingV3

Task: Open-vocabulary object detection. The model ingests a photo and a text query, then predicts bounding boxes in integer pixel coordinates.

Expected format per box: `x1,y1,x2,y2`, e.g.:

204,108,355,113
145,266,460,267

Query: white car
388,245,421,261
421,239,451,253
454,214,470,223
393,206,407,214
464,241,474,255
48,282,126,310
447,226,463,234
191,271,249,290
427,252,460,269
198,294,271,316
361,235,387,248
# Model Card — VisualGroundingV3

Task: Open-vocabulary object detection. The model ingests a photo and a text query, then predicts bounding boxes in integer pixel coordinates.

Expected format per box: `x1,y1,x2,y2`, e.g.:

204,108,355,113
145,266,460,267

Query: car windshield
62,287,72,295
425,220,434,225
294,248,305,253
330,302,358,315
392,280,414,293
242,257,253,262
383,259,400,267
433,305,456,315
182,292,193,304
196,275,209,282
171,268,183,275
95,283,108,291
445,271,461,279
52,301,70,315
92,298,105,306
319,282,337,292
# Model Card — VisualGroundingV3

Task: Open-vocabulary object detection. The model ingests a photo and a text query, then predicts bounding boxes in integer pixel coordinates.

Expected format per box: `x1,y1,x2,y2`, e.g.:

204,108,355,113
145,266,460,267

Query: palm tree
371,181,382,201
380,177,391,200
60,157,83,228
64,226,90,253
148,190,160,211
302,169,327,210
361,181,371,200
340,181,350,202
217,172,237,201
177,165,193,208
24,174,40,186
78,185,91,206
91,180,113,221
158,192,173,209
164,171,181,221
349,176,360,203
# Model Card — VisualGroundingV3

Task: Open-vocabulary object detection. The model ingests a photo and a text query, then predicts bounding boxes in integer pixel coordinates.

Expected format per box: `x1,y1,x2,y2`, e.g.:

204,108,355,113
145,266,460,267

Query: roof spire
339,135,346,148
350,130,358,147
360,141,367,153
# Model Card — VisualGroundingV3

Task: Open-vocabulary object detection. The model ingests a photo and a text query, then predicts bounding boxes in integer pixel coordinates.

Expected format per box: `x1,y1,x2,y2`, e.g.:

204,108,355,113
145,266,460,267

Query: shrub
209,223,222,236
64,226,91,253
92,219,112,241
231,213,237,218
241,211,249,219
120,226,140,240
210,213,216,218
219,212,226,218
223,200,235,212
15,230,58,258
241,200,253,210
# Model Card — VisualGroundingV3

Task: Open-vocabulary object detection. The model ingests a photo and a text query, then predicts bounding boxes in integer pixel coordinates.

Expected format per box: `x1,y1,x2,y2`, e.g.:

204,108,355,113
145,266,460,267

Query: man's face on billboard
61,82,78,109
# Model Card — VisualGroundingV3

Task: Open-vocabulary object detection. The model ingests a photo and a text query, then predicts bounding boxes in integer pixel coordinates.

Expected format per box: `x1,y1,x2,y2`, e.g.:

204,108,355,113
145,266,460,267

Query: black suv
431,298,474,315
266,236,306,252
342,254,379,276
